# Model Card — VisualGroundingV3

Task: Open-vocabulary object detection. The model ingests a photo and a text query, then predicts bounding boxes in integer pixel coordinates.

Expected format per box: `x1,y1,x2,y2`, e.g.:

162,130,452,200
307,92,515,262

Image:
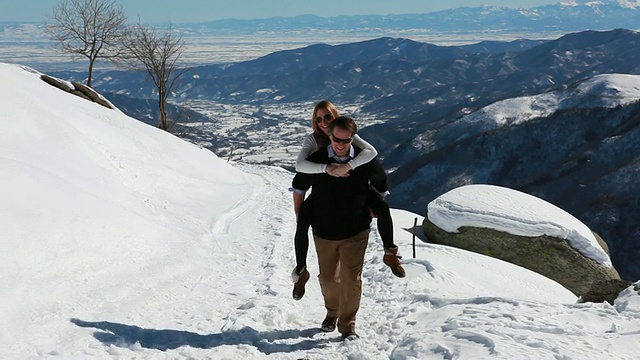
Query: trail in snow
35,162,640,360
210,164,438,358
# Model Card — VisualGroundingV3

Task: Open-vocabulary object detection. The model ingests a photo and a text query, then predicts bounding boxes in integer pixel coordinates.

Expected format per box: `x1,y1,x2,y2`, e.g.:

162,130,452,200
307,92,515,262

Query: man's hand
326,163,352,177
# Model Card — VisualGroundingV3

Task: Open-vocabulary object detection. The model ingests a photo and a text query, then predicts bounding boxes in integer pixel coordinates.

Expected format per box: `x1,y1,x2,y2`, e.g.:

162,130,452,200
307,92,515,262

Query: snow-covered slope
462,74,640,129
408,73,640,151
2,62,640,359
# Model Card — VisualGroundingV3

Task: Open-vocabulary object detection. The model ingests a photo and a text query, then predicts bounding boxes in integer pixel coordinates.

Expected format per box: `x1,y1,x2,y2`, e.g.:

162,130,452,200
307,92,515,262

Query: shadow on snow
70,318,337,353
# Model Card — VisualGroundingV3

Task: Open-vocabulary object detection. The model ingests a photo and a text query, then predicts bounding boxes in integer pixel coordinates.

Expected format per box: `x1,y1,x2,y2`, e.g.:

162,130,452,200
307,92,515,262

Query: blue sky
1,0,560,23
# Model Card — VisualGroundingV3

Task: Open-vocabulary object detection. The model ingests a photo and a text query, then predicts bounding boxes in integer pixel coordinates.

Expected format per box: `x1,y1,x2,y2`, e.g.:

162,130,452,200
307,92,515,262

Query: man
289,116,403,340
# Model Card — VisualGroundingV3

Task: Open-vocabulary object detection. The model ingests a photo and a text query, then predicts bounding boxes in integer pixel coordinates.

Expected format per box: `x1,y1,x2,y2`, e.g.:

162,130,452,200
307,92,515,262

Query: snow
2,61,640,359
560,0,640,8
461,73,640,127
428,184,612,266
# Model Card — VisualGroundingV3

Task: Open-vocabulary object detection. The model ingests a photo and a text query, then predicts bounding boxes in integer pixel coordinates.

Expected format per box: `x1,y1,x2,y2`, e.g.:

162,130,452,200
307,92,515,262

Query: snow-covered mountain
387,73,640,281
188,0,640,34
58,29,640,126
437,74,640,141
3,61,640,360
4,1,640,71
560,0,640,8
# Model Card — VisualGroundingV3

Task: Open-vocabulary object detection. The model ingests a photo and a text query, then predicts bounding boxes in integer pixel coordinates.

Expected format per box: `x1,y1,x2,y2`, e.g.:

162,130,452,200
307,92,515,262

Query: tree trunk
87,58,95,87
158,85,168,131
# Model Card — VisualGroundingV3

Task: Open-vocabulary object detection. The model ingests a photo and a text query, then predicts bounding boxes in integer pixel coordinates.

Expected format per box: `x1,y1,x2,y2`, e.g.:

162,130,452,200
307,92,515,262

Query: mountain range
47,26,640,281
183,0,640,34
388,77,640,283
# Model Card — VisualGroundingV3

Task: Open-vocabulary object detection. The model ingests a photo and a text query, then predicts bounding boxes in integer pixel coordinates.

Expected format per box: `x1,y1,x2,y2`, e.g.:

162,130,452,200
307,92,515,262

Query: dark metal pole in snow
412,217,417,258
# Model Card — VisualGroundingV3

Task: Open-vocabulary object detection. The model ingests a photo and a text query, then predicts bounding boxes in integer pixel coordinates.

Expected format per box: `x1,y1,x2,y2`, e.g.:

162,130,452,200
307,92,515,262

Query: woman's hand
326,163,352,177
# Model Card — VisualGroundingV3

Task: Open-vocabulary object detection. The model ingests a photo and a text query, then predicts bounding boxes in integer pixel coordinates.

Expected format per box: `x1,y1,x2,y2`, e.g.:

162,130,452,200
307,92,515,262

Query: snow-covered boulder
423,184,622,297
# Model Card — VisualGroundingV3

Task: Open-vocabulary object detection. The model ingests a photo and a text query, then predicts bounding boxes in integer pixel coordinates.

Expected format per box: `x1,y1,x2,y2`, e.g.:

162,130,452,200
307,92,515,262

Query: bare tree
121,20,188,131
46,0,127,87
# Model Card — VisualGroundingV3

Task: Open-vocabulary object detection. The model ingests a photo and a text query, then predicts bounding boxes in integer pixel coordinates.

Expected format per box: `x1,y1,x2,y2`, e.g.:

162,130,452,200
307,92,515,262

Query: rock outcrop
40,74,113,109
423,220,621,297
579,279,634,305
423,184,623,299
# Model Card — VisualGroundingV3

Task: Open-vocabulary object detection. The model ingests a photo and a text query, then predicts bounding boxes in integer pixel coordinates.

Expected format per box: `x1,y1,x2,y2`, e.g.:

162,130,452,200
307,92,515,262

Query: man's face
330,126,353,157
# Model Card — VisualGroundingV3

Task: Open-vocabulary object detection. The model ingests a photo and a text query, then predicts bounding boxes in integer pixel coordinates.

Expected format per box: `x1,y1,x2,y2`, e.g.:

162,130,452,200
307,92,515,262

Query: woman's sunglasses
315,113,334,124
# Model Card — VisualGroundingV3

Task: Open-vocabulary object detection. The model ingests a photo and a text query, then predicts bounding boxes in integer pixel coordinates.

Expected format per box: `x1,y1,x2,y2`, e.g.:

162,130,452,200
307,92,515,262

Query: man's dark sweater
291,146,388,241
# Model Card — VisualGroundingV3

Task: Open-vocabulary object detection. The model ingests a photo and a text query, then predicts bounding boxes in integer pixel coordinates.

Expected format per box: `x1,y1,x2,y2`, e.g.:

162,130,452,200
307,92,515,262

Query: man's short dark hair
329,116,357,135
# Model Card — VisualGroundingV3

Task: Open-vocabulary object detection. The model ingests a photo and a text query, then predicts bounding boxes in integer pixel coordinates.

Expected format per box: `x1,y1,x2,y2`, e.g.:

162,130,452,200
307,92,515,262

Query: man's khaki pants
313,229,370,334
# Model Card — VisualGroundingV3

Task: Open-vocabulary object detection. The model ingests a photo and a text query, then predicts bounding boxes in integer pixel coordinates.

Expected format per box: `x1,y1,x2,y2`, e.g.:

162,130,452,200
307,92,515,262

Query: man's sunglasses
331,134,353,144
315,113,334,124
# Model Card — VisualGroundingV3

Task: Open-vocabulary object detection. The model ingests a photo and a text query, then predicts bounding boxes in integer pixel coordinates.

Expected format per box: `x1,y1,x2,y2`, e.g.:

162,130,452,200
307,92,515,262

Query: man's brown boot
383,246,406,278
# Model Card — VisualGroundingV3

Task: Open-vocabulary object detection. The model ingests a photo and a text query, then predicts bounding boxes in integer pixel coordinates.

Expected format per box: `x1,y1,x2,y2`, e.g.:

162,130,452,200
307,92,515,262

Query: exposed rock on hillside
40,74,113,109
422,185,623,298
